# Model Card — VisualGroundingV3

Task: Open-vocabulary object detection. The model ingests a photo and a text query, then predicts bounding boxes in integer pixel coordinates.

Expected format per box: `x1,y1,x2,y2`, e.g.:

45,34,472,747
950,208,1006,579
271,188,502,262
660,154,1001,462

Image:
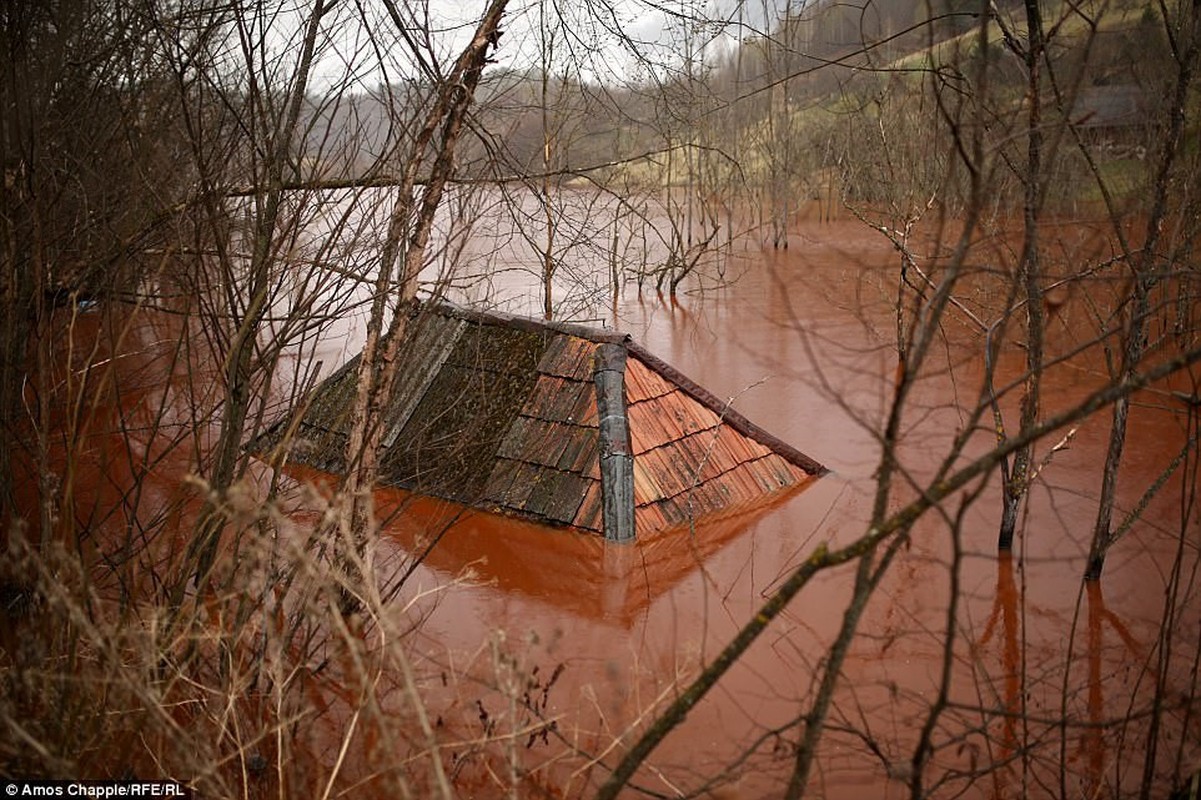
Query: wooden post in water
594,343,635,542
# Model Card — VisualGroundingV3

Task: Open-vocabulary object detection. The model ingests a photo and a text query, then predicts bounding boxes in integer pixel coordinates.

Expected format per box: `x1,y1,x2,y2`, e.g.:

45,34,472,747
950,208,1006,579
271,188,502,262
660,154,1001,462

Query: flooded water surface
32,207,1200,798
355,215,1199,797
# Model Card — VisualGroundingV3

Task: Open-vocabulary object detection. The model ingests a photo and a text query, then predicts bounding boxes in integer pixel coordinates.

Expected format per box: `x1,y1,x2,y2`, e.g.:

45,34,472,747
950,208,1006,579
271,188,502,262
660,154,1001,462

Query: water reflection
31,208,1198,798
374,481,816,625
977,551,1021,797
972,552,1152,799
1083,579,1145,797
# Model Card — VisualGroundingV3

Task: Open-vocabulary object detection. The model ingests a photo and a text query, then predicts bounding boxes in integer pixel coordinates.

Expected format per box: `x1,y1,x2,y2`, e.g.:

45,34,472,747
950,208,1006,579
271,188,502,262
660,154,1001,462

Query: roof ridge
423,299,631,345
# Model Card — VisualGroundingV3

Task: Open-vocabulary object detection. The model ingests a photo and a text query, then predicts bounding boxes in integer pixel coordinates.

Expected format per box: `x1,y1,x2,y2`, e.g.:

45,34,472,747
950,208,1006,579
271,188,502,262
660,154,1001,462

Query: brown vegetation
2,0,1200,796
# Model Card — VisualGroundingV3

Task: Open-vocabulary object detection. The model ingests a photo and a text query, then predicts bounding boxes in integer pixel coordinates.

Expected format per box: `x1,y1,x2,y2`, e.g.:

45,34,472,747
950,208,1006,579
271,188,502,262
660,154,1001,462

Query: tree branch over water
596,343,1201,799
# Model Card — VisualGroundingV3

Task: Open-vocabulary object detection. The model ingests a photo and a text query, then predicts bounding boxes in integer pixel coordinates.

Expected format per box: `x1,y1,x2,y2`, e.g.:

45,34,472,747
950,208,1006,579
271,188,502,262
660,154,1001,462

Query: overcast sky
304,0,787,89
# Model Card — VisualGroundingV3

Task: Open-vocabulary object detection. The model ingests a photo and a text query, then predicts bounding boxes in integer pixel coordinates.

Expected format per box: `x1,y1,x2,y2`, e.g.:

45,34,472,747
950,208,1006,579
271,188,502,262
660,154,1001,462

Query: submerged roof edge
625,341,827,477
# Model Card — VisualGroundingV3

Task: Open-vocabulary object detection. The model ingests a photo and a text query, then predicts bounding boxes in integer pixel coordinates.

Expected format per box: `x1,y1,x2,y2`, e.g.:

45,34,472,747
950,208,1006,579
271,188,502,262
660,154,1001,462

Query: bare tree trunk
190,0,326,585
540,8,555,320
998,0,1046,551
338,0,509,611
1086,5,1199,578
770,80,787,249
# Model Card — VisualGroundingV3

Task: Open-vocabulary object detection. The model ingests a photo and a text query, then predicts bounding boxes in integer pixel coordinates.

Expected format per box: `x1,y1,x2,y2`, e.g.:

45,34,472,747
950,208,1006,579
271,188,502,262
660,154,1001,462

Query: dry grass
0,465,579,799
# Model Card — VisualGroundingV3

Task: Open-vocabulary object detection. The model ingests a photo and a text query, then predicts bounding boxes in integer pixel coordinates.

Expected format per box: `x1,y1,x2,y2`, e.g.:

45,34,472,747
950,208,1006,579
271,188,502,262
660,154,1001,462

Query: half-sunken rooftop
262,302,824,540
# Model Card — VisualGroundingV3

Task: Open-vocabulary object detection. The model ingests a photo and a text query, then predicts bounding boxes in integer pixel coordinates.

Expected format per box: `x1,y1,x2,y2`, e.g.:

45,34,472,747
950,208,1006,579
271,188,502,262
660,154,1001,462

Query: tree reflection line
976,552,1145,798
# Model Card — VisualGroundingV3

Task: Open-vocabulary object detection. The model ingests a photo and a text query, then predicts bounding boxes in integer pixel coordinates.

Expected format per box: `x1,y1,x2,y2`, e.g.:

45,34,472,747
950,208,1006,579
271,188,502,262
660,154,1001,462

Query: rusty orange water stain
16,216,1200,798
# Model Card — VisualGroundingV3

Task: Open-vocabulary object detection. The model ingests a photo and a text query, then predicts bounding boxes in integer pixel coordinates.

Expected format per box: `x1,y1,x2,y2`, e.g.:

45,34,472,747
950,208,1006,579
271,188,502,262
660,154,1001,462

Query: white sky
301,0,785,89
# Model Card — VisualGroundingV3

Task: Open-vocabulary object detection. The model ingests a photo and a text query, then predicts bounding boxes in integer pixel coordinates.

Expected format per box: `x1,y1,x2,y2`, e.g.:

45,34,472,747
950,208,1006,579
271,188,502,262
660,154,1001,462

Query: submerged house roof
262,302,824,540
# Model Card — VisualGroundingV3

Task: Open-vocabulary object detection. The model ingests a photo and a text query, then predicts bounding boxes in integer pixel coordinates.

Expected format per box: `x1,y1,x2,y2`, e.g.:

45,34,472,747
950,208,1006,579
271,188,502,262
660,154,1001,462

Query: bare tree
4,0,1200,797
0,0,187,543
180,0,334,587
337,0,510,611
1084,0,1201,579
590,0,1201,796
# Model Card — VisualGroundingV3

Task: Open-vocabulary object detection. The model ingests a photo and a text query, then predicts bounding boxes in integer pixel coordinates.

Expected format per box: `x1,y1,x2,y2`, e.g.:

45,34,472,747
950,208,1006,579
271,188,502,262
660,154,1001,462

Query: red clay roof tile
633,500,668,532
515,419,574,468
556,426,598,473
541,471,592,525
482,457,521,505
632,457,667,503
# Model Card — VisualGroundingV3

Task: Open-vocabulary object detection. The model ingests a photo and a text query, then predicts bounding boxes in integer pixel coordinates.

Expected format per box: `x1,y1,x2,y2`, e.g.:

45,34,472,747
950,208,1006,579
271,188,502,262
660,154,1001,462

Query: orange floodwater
22,216,1201,798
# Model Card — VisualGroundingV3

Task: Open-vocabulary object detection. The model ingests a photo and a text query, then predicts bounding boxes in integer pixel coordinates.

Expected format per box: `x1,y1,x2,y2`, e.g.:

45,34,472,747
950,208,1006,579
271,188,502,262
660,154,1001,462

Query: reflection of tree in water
976,551,1021,797
975,554,1145,798
1084,581,1144,798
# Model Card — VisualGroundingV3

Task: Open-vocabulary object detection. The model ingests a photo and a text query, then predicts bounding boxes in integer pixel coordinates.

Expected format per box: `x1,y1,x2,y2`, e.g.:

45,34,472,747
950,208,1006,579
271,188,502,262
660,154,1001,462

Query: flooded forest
2,0,1201,797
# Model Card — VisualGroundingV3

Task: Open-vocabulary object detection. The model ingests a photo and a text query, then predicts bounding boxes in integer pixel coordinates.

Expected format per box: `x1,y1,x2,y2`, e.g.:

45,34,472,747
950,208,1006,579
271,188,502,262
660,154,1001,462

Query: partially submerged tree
0,0,188,542
336,0,510,611
592,0,1201,795
3,0,1200,796
1083,0,1201,580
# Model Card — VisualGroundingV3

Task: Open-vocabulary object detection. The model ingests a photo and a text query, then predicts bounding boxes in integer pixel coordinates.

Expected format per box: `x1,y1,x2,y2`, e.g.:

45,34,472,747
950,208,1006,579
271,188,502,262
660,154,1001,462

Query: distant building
1071,85,1154,152
259,302,824,540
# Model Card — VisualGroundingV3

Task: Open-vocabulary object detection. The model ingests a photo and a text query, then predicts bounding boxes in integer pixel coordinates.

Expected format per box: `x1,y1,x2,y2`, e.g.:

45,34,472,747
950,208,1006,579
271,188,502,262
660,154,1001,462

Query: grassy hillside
600,0,1182,217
